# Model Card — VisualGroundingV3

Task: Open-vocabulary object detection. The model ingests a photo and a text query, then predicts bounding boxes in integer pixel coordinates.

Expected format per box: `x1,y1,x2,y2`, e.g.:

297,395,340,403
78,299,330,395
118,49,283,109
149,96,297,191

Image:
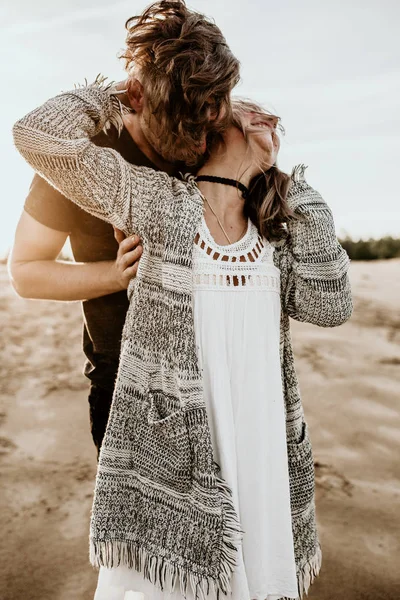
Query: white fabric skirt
95,286,298,600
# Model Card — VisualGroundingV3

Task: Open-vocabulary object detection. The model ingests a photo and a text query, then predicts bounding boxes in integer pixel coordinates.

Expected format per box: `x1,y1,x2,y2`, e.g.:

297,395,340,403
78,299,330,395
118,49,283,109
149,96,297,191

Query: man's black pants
88,383,113,459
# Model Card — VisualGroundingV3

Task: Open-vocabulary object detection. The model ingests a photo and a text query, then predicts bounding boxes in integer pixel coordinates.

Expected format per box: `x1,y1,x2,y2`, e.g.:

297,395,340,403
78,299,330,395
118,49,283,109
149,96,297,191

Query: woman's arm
12,79,169,235
278,165,353,327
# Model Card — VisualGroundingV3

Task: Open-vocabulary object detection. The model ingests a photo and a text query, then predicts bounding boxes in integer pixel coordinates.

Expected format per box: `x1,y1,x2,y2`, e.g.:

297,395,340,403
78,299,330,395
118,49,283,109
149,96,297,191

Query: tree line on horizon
338,235,400,261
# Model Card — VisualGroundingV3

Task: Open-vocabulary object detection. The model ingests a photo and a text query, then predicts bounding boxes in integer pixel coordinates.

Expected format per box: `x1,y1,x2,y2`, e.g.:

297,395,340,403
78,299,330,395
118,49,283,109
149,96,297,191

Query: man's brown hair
120,0,240,163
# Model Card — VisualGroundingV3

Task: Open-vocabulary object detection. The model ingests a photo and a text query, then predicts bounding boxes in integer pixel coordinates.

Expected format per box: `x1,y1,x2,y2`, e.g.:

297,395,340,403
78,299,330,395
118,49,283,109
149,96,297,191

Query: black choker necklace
195,175,249,200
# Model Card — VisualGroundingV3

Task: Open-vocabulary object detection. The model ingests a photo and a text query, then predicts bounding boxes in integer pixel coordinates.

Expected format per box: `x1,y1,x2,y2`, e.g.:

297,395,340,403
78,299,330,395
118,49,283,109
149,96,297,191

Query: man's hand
112,228,143,290
9,210,143,301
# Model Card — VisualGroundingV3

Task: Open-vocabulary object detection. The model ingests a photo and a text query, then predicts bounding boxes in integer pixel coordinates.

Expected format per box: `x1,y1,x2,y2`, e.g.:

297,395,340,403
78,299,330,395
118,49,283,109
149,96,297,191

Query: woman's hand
112,228,143,290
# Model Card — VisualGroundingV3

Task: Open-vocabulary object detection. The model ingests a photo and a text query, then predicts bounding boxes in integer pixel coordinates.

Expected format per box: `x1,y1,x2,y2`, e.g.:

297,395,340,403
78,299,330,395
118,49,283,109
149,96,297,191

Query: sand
0,260,399,600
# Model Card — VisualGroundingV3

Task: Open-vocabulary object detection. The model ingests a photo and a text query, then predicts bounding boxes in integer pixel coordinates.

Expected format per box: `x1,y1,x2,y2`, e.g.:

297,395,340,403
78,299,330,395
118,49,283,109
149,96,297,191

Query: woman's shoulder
128,166,199,198
170,173,203,205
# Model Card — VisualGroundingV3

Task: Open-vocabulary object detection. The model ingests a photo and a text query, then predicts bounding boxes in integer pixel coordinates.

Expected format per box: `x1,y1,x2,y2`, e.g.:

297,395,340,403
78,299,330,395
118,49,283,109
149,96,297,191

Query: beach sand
1,260,399,600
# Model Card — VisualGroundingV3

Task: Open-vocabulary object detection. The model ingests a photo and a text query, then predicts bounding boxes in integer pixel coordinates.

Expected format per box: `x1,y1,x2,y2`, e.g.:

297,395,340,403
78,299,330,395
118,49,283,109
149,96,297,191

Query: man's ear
127,78,145,112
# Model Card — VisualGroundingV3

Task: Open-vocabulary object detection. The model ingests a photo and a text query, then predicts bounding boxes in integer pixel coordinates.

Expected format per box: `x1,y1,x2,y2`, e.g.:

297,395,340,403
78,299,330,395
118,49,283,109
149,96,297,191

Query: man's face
139,100,229,166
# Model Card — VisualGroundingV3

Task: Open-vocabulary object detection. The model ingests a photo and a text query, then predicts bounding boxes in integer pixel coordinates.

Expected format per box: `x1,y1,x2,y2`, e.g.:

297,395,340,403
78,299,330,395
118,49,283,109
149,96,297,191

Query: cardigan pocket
287,420,315,514
147,389,183,425
142,381,192,493
145,367,184,424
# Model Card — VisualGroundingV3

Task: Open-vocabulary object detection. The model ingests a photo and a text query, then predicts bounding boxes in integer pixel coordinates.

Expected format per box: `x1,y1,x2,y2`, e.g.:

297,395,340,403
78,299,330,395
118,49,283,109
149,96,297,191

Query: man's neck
122,113,176,175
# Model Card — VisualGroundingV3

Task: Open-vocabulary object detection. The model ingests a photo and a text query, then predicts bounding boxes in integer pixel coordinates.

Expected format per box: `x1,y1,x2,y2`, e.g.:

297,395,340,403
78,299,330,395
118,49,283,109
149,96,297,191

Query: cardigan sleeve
277,165,353,327
12,81,171,236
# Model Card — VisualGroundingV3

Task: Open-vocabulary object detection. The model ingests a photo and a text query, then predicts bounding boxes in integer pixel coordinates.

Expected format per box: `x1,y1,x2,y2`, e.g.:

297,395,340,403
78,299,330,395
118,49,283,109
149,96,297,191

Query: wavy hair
231,99,300,242
119,1,240,161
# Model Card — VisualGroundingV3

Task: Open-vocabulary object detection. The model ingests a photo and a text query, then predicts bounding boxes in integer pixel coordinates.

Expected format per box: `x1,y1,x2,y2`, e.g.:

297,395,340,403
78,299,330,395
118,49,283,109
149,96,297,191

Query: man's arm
8,211,142,301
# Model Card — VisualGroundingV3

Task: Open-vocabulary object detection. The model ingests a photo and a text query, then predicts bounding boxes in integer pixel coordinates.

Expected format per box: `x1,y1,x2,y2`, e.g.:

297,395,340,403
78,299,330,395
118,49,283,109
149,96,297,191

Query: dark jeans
88,383,113,459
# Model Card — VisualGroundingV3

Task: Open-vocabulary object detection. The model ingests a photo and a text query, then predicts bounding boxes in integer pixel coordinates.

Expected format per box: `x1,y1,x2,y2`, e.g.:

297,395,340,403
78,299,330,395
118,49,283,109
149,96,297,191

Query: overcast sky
1,0,399,257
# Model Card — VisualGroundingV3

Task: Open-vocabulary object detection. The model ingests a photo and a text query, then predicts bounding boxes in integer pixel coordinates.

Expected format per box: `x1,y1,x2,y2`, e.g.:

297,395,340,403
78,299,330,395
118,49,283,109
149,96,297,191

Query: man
9,0,240,456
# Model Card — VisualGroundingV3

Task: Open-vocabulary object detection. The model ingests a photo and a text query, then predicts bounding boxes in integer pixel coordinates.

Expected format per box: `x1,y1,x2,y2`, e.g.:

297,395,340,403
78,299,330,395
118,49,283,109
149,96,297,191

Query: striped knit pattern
13,82,353,600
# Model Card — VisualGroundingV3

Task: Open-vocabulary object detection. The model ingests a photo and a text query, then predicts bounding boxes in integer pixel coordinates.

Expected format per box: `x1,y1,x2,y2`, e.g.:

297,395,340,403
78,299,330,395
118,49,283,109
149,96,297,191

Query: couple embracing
11,2,352,599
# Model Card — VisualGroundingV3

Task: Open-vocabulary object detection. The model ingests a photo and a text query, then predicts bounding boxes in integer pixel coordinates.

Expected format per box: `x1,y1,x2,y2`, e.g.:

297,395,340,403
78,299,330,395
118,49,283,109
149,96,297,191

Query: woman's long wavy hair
231,99,299,243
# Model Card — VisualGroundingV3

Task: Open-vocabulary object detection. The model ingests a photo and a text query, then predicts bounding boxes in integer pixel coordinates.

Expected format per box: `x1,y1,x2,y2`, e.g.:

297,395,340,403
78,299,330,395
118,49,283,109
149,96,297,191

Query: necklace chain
201,193,248,245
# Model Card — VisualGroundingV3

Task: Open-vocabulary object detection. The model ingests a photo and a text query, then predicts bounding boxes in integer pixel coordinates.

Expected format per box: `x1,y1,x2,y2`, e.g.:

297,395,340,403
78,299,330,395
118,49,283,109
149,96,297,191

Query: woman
13,81,352,600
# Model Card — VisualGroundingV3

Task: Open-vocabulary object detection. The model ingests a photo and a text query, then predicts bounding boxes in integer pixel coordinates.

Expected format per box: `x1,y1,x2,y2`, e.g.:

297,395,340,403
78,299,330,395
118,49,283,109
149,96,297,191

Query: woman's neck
196,134,254,219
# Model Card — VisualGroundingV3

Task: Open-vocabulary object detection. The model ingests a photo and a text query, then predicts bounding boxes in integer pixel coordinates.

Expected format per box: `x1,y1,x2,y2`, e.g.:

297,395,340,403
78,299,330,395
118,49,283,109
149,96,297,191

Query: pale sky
1,0,399,258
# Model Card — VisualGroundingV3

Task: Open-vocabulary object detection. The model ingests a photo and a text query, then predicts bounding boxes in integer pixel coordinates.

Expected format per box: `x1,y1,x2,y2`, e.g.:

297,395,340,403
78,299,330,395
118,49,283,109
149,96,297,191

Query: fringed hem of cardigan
90,471,244,600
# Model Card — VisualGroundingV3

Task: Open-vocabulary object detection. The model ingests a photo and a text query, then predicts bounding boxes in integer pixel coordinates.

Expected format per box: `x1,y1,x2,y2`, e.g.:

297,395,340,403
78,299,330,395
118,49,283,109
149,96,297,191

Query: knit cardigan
13,83,353,600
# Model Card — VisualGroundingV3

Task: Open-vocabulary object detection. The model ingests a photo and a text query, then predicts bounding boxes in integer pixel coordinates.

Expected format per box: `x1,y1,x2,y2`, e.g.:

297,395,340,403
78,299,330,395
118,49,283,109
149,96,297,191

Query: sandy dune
1,260,399,600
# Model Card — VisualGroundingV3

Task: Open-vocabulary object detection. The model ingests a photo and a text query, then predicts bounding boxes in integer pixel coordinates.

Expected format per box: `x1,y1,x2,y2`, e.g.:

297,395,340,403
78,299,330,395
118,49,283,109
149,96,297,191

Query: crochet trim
193,218,279,291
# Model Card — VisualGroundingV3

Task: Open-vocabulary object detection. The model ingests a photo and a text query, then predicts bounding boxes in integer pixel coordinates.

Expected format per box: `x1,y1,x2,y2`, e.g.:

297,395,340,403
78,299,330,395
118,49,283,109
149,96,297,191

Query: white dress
95,216,298,600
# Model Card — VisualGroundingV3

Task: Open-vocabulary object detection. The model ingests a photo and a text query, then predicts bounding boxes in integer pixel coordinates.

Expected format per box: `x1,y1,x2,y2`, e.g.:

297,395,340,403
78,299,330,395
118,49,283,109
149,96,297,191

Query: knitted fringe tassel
105,95,132,136
74,73,133,136
279,544,322,600
297,544,322,599
213,471,245,599
90,473,244,600
290,164,308,183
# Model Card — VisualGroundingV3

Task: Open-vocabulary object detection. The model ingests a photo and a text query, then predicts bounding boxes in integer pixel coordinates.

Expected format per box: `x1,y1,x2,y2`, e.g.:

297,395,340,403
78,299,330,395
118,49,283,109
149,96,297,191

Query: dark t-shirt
24,127,161,393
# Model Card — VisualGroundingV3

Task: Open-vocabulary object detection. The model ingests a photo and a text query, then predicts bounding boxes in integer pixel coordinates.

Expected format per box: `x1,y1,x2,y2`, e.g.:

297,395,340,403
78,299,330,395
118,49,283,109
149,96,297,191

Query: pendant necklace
195,175,250,245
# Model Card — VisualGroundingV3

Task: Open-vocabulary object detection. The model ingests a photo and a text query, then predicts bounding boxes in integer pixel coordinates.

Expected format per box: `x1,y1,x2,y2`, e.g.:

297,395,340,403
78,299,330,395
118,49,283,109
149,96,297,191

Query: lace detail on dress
193,216,280,292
